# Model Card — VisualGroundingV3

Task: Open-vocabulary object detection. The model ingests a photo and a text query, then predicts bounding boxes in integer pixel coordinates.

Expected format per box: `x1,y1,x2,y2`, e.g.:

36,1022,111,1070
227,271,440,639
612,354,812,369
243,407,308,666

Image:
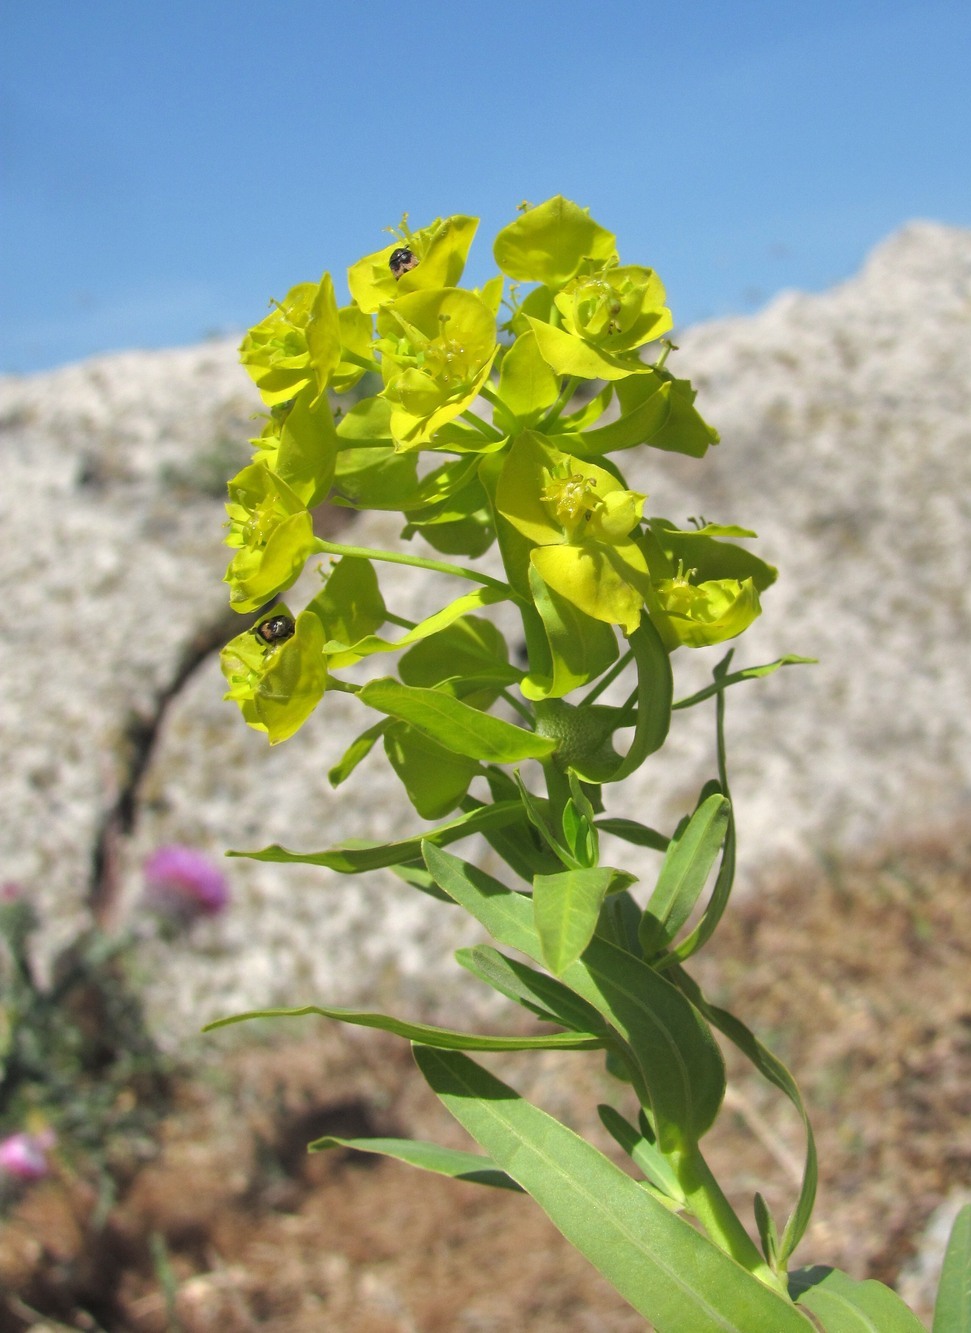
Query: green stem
477,384,519,436
499,688,533,723
460,407,506,441
383,610,417,630
339,349,382,375
313,538,511,596
579,649,633,706
542,760,573,822
673,1144,785,1292
325,677,360,695
653,339,676,371
541,376,580,429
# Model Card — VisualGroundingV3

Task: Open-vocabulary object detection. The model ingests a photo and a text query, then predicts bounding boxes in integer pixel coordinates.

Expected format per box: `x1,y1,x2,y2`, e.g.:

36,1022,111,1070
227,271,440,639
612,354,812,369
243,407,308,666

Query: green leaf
595,817,670,852
512,771,582,870
398,614,518,705
754,1193,780,1270
493,195,617,287
790,1267,926,1331
328,719,390,787
533,867,636,975
521,564,619,701
306,555,386,646
333,444,422,510
934,1204,971,1333
310,1135,523,1191
597,1103,686,1204
423,844,726,1151
675,969,818,1266
231,799,524,873
673,655,816,711
384,721,480,819
359,678,556,763
654,657,738,968
414,1047,808,1332
603,617,673,783
390,861,455,904
324,586,508,667
497,327,561,420
204,1002,601,1051
463,788,562,881
640,794,730,956
561,775,599,868
456,945,610,1037
576,371,717,459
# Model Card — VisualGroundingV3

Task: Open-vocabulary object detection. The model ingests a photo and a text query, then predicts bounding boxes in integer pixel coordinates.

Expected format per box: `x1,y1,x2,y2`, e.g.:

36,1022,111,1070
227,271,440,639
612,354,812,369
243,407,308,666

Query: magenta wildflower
142,845,230,922
0,1129,56,1181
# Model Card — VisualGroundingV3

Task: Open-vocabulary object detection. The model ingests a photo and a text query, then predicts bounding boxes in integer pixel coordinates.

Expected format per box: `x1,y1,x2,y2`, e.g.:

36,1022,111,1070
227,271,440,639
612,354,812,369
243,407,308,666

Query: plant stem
460,406,506,441
541,376,580,429
673,1144,786,1293
313,538,511,596
477,385,518,436
579,648,633,706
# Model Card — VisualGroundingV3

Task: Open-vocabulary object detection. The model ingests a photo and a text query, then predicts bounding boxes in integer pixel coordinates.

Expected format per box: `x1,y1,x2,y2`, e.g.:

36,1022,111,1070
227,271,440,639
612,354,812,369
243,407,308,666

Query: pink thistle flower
0,1129,56,1181
142,845,230,922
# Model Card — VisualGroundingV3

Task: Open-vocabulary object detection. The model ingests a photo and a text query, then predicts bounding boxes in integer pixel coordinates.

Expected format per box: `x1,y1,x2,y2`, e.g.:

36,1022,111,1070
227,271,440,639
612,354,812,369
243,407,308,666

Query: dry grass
2,825,969,1331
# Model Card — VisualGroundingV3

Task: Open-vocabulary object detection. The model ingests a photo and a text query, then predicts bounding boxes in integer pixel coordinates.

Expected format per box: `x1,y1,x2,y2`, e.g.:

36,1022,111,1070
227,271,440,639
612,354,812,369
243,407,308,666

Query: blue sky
2,0,968,374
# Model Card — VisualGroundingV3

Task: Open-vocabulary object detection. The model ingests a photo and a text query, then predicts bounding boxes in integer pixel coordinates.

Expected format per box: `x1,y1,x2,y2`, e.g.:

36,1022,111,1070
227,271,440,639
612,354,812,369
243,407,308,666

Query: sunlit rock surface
1,221,969,1036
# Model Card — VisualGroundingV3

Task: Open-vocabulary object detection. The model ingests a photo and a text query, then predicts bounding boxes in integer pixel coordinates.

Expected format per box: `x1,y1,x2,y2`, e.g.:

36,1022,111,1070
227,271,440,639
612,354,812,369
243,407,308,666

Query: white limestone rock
1,220,969,1036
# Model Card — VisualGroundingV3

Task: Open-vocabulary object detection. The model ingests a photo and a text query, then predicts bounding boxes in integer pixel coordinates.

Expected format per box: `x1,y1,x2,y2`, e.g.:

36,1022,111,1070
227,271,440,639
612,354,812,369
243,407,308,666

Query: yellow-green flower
221,607,327,744
652,566,761,648
375,288,498,448
638,519,776,649
240,274,369,406
493,195,617,288
553,263,672,355
348,213,478,314
224,462,317,613
496,432,651,635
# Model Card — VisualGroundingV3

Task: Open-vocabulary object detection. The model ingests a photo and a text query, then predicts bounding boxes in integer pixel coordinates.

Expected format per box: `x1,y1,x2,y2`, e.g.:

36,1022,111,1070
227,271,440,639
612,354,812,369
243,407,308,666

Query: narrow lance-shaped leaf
597,1103,686,1205
789,1266,926,1331
328,719,390,787
640,793,730,957
596,816,670,852
310,1135,522,1192
657,654,738,967
456,945,612,1038
203,1003,602,1051
933,1203,971,1333
359,677,557,763
533,866,636,975
674,967,817,1267
414,1047,807,1332
231,799,525,873
423,843,726,1151
673,655,816,712
603,618,673,783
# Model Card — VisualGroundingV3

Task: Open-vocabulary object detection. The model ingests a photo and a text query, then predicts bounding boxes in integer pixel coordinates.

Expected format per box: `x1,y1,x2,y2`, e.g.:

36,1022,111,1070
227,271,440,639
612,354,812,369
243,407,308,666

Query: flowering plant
0,851,227,1201
211,197,968,1329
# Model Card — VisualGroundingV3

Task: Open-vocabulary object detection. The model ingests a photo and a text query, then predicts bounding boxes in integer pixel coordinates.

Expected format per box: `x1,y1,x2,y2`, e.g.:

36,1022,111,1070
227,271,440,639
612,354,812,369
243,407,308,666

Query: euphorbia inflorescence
220,194,775,781
209,196,951,1331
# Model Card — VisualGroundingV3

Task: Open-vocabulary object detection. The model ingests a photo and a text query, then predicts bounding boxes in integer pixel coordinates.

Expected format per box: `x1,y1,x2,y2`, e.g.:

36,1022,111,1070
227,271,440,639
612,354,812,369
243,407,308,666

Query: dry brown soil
2,827,969,1331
